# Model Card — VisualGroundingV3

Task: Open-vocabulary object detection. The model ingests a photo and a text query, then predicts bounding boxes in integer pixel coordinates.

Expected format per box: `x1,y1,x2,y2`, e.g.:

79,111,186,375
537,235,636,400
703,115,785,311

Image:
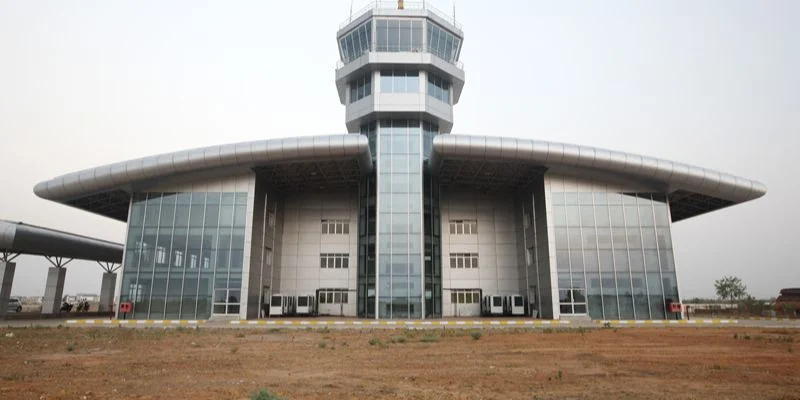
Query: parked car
6,298,22,313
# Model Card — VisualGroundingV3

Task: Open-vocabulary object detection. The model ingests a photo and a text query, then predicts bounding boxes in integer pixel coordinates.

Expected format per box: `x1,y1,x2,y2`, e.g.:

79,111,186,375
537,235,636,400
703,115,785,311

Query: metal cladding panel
428,135,766,217
34,135,372,215
328,135,345,157
61,174,83,195
218,144,239,166
717,173,740,198
683,165,707,188
483,136,503,159
234,142,254,163
77,169,96,192
108,162,129,187
625,153,643,176
499,137,520,160
576,146,596,167
653,159,674,182
593,148,613,170
530,140,548,162
0,220,16,251
138,155,162,179
312,136,332,158
203,146,223,169
172,150,194,174
92,165,113,188
561,144,581,166
0,219,122,262
547,142,564,163
606,150,628,175
640,156,660,179
155,154,176,176
670,163,690,184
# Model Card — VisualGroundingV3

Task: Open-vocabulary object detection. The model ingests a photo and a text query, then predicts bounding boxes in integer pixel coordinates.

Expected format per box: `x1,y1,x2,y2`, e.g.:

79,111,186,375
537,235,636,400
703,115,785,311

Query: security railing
339,1,462,30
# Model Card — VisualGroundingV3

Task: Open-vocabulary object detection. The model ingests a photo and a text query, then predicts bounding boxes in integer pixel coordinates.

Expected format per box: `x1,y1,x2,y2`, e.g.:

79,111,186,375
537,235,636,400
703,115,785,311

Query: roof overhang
0,220,123,262
35,135,373,222
429,135,766,222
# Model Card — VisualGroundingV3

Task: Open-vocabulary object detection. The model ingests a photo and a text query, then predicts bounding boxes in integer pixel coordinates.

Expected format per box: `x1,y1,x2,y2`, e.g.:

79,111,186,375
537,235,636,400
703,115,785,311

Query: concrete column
0,262,16,317
98,272,117,313
41,267,67,314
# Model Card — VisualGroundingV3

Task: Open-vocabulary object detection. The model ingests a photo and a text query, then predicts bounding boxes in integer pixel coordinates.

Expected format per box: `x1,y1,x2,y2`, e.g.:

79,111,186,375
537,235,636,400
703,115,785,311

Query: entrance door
453,290,481,317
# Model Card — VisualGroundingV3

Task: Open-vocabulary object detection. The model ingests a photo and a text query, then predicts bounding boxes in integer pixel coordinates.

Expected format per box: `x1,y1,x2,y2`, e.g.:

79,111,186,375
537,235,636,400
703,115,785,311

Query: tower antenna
452,0,457,22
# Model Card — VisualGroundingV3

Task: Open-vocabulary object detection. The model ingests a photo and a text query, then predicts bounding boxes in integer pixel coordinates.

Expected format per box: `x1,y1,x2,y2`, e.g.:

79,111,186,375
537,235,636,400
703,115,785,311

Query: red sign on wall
119,302,133,313
669,303,682,313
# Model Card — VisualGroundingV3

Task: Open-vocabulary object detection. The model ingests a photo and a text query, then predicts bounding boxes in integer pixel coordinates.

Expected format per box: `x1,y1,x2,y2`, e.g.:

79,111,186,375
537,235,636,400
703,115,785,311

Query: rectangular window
427,21,461,63
451,289,481,304
320,253,350,269
449,219,477,235
321,219,350,235
427,73,451,103
318,289,349,304
348,73,372,103
339,20,372,62
380,70,419,93
449,253,479,269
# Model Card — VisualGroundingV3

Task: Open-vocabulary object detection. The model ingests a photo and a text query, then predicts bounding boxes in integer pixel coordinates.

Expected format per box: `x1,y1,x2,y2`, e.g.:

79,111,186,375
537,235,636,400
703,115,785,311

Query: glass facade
427,21,461,63
339,20,372,63
375,19,423,52
552,192,679,320
376,119,424,318
380,70,419,93
338,18,462,65
349,74,371,103
121,192,247,319
427,73,450,103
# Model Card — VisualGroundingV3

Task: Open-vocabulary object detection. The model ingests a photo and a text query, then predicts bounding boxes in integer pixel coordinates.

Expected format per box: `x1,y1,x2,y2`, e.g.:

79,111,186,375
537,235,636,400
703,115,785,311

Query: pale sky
0,0,797,299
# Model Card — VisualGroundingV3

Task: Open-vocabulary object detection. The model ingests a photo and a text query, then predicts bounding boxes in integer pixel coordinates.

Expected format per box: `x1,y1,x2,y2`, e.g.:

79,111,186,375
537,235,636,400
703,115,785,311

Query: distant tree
714,276,748,302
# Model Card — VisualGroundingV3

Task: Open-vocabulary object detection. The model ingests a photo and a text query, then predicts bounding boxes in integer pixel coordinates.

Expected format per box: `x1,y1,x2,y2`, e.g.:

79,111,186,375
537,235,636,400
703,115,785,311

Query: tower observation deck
336,1,465,318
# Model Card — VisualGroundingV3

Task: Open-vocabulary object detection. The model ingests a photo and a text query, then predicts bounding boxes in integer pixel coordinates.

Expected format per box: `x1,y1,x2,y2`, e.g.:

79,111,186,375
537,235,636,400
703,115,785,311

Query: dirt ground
0,326,798,400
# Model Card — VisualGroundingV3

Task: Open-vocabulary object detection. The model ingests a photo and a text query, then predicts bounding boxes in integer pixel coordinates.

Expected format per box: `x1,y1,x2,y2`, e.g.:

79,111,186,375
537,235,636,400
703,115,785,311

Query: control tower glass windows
427,22,461,63
427,74,450,103
375,19,423,52
349,74,372,103
339,21,372,63
380,70,419,93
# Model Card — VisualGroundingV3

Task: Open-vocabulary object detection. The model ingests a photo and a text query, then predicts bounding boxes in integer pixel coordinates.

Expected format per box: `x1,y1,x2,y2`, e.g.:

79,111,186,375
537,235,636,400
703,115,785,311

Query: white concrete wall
440,189,521,317
278,189,359,317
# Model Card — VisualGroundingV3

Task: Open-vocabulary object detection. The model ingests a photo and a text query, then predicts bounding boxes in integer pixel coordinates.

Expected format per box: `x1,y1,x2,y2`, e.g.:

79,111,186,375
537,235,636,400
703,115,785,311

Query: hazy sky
0,0,797,299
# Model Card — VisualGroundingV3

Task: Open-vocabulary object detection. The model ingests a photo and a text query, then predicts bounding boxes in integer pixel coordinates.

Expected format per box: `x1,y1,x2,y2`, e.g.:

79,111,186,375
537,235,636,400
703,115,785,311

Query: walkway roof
0,220,123,263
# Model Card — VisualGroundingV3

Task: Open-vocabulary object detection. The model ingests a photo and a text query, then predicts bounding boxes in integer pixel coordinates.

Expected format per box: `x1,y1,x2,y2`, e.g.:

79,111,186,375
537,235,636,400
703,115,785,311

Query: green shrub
368,337,382,346
390,336,407,344
420,334,439,343
318,340,327,349
66,343,75,352
470,331,482,340
250,388,284,400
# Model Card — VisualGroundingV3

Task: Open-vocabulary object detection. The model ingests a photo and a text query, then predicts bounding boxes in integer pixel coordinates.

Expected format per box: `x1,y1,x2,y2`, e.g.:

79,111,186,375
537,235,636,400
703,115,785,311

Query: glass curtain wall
552,192,678,320
121,192,247,320
376,119,424,318
339,21,372,63
375,19,423,52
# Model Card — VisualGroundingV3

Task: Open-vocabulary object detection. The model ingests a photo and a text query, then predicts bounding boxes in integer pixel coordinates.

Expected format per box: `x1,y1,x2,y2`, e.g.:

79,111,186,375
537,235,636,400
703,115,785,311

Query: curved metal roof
0,220,123,262
34,135,373,221
429,135,766,221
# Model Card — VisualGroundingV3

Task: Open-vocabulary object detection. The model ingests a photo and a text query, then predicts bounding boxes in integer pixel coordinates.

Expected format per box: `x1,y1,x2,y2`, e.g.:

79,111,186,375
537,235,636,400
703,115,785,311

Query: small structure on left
0,219,123,317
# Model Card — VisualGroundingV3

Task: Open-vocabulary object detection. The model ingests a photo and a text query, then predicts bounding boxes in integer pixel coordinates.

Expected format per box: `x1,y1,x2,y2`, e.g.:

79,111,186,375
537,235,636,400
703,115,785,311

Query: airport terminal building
34,2,765,321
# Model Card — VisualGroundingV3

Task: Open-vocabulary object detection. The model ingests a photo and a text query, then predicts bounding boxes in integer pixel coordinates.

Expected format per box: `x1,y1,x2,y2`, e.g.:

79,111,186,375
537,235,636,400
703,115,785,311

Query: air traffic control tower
335,1,465,318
